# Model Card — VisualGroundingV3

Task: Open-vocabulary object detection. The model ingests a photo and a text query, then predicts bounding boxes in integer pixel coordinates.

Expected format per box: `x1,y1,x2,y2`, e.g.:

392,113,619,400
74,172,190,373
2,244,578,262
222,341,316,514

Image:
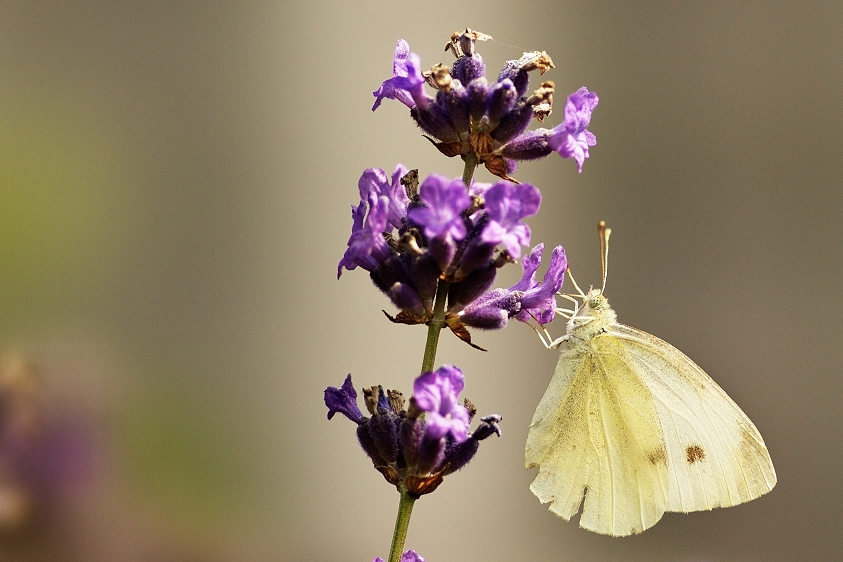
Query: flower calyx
445,28,493,59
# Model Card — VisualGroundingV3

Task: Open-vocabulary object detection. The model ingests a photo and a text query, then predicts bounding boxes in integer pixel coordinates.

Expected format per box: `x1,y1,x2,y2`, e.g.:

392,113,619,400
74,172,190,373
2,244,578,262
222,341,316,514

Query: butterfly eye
588,294,605,309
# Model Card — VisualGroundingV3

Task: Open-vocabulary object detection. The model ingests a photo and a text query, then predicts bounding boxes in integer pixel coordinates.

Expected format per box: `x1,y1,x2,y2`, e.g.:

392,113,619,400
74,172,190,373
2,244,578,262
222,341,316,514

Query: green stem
461,152,478,187
420,278,450,373
387,490,416,562
419,157,476,374
386,156,477,562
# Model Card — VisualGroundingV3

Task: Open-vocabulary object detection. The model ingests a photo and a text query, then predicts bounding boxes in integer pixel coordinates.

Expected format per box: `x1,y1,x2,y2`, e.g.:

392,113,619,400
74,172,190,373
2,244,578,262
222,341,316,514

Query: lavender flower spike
371,32,600,181
548,87,599,172
412,365,470,443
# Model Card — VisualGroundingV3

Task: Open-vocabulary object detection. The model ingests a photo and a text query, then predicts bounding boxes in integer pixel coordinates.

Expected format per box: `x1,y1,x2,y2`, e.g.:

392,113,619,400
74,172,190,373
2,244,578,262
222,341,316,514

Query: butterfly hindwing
526,332,671,536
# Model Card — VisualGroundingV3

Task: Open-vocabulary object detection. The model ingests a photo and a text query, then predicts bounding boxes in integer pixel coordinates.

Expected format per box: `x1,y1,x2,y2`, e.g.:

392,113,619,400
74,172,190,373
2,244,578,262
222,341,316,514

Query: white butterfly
525,222,776,536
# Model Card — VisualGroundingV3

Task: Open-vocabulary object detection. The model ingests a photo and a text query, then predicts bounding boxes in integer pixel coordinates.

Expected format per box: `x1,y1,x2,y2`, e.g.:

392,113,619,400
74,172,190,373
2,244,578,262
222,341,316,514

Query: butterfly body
525,288,776,536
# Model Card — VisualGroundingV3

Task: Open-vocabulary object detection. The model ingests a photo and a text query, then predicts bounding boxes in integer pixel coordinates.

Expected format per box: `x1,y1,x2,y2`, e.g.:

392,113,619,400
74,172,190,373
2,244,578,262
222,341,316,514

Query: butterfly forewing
608,324,777,512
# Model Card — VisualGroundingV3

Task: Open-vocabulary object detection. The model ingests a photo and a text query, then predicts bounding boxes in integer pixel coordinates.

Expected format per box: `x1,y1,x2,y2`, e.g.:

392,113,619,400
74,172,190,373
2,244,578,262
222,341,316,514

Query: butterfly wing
525,325,776,536
608,324,777,514
525,332,672,536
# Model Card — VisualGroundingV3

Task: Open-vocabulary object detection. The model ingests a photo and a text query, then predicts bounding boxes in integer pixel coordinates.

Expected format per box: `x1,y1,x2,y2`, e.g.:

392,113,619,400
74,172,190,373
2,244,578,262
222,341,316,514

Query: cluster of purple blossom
337,164,568,343
373,30,598,177
325,366,500,498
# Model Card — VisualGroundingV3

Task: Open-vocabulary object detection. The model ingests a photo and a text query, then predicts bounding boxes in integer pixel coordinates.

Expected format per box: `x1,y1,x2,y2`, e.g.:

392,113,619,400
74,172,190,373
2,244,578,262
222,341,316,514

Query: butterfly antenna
598,221,612,294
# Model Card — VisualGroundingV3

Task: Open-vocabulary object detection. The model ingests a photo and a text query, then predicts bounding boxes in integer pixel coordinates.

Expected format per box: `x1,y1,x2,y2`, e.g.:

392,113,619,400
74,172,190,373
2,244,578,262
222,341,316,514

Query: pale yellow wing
608,324,777,513
525,332,672,536
525,326,776,536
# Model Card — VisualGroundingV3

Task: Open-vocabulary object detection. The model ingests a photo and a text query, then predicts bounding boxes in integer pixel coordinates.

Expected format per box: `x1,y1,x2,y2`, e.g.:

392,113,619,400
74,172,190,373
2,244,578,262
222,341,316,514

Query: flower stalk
388,491,417,562
420,278,450,374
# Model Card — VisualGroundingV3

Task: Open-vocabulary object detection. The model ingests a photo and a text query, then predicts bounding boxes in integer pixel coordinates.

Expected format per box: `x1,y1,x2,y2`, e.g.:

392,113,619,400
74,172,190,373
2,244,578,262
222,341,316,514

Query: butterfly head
579,288,616,322
584,288,609,313
564,288,617,343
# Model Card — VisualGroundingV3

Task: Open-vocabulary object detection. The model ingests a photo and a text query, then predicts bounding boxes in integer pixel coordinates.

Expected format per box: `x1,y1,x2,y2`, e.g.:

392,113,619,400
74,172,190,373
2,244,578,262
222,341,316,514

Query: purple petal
510,243,544,292
480,182,541,259
324,374,364,423
401,551,427,562
373,553,427,562
337,200,376,277
338,193,394,277
413,366,470,443
408,175,471,241
372,40,428,111
358,165,409,230
548,88,599,172
549,130,593,173
515,245,567,325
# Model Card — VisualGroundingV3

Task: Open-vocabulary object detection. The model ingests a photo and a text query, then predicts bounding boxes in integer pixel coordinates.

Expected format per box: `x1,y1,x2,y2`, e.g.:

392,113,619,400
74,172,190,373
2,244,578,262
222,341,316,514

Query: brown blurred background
0,1,840,561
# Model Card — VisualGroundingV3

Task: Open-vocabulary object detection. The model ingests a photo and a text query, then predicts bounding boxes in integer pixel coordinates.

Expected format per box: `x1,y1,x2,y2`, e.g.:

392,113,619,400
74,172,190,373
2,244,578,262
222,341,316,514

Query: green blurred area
0,91,253,548
119,370,250,528
0,97,115,330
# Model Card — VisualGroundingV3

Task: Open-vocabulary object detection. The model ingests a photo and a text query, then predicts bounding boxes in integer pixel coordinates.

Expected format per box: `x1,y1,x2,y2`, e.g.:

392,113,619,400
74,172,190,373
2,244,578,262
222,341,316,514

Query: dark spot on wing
647,446,667,466
686,444,705,464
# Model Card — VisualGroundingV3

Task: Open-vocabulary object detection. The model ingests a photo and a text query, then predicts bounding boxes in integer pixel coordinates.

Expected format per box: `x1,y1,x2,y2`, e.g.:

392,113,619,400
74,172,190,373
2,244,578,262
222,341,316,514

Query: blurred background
0,1,841,561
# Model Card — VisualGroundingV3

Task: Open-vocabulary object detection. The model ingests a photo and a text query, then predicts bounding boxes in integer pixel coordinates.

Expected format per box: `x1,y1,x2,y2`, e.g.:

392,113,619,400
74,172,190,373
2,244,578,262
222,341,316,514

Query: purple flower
481,182,541,259
325,369,501,496
372,40,428,111
358,164,409,230
412,365,470,443
512,244,567,325
548,87,599,172
339,167,556,345
337,192,393,278
408,175,471,242
371,32,598,181
324,374,364,424
459,244,566,329
374,551,426,562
